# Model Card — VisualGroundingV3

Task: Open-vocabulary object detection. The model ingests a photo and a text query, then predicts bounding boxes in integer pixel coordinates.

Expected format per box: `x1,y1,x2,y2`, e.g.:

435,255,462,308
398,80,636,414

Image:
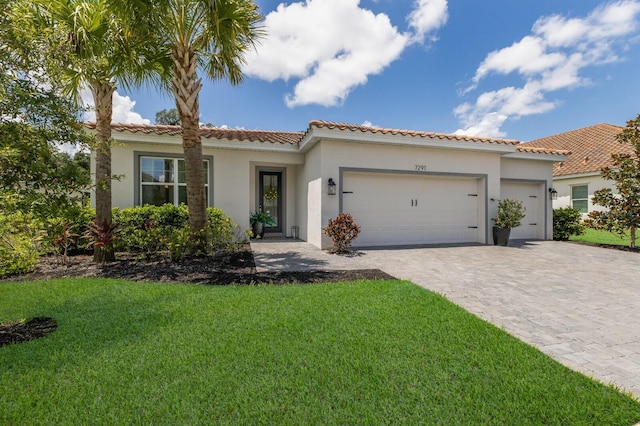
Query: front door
259,170,283,234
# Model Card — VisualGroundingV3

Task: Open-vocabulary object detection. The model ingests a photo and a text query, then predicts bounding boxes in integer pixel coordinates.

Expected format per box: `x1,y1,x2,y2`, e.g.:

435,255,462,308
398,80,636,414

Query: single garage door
500,181,543,240
342,172,481,246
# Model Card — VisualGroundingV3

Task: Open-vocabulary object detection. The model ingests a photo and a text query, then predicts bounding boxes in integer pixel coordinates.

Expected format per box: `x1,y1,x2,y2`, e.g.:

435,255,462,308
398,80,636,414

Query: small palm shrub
553,207,585,240
324,213,361,253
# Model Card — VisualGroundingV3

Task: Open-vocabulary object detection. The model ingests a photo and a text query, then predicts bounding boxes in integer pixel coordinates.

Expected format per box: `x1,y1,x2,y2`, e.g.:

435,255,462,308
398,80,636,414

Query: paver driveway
252,240,640,398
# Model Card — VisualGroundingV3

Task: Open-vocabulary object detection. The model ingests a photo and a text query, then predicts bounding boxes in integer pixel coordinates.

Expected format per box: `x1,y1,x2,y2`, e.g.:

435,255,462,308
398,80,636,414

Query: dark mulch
1,245,394,285
0,317,58,348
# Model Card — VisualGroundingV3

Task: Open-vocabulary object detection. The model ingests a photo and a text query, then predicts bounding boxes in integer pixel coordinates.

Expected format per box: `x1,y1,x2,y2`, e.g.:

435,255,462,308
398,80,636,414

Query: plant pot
252,222,264,239
493,226,511,246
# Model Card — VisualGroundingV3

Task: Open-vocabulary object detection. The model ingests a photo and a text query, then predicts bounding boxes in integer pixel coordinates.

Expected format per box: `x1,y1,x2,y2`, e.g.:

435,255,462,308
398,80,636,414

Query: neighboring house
521,123,629,215
89,120,566,249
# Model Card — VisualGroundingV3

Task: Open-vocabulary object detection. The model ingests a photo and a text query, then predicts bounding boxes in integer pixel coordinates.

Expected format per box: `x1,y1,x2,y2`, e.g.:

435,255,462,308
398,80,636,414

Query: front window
571,185,588,213
140,156,209,206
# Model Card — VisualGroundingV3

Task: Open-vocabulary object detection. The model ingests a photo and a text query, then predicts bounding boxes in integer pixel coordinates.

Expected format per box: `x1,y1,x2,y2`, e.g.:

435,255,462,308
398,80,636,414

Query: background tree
19,0,164,262
1,1,90,218
122,0,263,240
587,113,640,248
155,108,181,125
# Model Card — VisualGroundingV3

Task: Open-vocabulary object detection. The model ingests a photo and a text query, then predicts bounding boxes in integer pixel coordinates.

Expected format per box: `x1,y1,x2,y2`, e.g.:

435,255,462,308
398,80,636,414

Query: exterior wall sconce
328,178,337,195
549,187,558,200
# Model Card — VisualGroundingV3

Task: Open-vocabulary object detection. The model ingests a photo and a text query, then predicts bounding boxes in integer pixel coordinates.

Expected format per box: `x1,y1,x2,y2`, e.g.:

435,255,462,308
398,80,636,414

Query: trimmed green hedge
0,204,245,275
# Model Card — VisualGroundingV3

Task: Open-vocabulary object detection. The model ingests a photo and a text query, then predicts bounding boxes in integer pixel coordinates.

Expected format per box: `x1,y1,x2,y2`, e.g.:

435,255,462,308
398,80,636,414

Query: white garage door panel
343,172,480,246
500,182,542,240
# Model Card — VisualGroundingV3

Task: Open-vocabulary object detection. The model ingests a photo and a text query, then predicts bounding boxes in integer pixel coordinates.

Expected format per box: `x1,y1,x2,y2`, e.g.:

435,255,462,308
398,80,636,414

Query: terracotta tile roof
308,120,521,146
515,145,571,156
521,123,630,176
86,122,304,145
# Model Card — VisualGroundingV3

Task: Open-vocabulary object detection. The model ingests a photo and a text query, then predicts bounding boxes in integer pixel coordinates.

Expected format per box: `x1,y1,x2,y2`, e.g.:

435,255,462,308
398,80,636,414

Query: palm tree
19,0,163,262
118,0,263,238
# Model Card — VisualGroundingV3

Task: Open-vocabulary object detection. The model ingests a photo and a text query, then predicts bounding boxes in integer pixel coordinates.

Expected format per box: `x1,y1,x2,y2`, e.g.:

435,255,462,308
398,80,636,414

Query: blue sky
88,0,640,142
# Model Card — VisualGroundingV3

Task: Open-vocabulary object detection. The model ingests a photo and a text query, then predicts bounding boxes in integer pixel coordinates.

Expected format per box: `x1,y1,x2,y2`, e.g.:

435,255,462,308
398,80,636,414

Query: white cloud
81,88,151,124
407,0,449,43
244,0,448,107
456,0,640,137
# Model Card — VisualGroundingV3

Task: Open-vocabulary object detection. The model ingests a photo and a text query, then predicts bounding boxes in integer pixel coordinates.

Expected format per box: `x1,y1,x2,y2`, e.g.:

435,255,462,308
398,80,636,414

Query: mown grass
1,278,639,425
570,228,632,246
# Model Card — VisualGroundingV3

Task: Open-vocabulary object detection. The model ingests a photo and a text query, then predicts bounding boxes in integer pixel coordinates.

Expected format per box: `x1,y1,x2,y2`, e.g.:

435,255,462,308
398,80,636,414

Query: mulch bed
0,317,58,348
0,245,394,285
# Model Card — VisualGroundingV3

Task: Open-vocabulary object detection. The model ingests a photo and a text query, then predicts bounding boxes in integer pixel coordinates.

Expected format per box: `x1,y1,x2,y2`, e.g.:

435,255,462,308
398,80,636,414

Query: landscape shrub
0,212,42,277
324,213,361,253
42,204,95,257
553,207,585,240
112,204,189,254
111,204,243,259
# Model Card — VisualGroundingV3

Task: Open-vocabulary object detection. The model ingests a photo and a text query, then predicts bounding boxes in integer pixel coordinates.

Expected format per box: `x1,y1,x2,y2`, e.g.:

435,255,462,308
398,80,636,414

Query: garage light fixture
328,178,337,195
548,187,558,200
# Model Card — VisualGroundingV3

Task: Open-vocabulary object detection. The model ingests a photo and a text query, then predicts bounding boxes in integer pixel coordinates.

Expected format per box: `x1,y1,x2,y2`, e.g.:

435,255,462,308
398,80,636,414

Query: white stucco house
90,120,567,249
521,123,628,215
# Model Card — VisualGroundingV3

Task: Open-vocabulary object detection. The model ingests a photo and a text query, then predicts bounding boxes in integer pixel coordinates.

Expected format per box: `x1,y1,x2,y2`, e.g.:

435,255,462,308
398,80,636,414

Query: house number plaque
414,164,427,171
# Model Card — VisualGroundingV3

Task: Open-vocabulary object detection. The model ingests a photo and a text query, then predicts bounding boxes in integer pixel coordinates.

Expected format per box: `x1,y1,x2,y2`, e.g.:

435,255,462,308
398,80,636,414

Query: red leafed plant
85,219,118,263
324,213,361,253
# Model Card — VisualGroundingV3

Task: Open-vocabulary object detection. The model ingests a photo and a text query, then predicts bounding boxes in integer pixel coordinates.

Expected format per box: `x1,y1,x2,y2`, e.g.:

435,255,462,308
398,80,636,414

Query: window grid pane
140,156,210,207
572,185,588,199
571,185,588,213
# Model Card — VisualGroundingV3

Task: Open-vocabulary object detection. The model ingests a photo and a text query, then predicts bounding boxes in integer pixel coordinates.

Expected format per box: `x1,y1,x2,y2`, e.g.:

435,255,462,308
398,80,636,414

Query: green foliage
249,210,276,226
0,213,42,277
588,114,640,248
155,108,181,125
553,207,585,241
112,204,242,260
494,199,526,229
324,213,361,253
0,7,91,218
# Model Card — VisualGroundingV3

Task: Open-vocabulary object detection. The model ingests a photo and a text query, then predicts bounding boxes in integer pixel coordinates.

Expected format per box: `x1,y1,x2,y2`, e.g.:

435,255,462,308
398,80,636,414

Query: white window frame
134,152,213,207
571,184,589,213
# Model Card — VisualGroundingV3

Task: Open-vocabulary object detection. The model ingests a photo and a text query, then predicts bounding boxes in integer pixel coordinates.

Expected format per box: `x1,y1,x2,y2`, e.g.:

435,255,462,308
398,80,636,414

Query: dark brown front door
259,171,282,233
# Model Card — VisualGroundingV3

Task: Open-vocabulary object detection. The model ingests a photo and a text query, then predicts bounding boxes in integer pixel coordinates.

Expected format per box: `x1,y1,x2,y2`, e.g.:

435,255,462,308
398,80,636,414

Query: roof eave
504,151,568,162
299,127,519,154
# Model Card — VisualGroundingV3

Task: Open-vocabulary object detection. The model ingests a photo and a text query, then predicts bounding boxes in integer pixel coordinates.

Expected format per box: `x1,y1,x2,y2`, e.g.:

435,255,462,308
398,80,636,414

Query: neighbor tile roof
521,123,630,176
307,120,521,146
86,122,304,145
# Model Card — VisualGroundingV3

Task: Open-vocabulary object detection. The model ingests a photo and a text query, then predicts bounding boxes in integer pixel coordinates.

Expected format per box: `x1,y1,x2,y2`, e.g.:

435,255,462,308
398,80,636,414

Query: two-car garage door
342,171,482,247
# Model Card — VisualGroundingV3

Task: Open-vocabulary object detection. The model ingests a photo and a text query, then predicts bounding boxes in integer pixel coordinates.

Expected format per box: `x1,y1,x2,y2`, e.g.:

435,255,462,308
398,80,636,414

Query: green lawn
1,279,639,425
570,228,633,246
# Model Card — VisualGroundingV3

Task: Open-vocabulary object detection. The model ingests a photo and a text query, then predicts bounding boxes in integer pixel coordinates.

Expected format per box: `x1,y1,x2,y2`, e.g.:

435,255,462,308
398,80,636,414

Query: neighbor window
571,185,588,213
139,156,209,206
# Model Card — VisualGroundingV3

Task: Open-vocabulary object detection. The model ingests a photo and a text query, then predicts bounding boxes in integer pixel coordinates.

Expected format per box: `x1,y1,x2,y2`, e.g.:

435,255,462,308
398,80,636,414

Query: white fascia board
554,171,602,180
111,131,299,153
299,128,517,154
503,151,568,162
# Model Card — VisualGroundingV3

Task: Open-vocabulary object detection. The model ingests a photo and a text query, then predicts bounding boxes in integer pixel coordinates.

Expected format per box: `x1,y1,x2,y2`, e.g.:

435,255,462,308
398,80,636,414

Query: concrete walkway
251,239,640,399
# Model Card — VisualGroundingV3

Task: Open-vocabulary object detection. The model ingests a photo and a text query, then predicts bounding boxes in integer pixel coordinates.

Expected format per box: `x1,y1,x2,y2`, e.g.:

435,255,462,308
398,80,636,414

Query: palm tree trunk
91,80,116,263
171,43,208,237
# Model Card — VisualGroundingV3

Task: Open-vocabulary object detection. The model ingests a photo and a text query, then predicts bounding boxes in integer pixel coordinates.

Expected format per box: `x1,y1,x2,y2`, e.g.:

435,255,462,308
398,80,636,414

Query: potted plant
493,198,526,246
249,210,276,239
